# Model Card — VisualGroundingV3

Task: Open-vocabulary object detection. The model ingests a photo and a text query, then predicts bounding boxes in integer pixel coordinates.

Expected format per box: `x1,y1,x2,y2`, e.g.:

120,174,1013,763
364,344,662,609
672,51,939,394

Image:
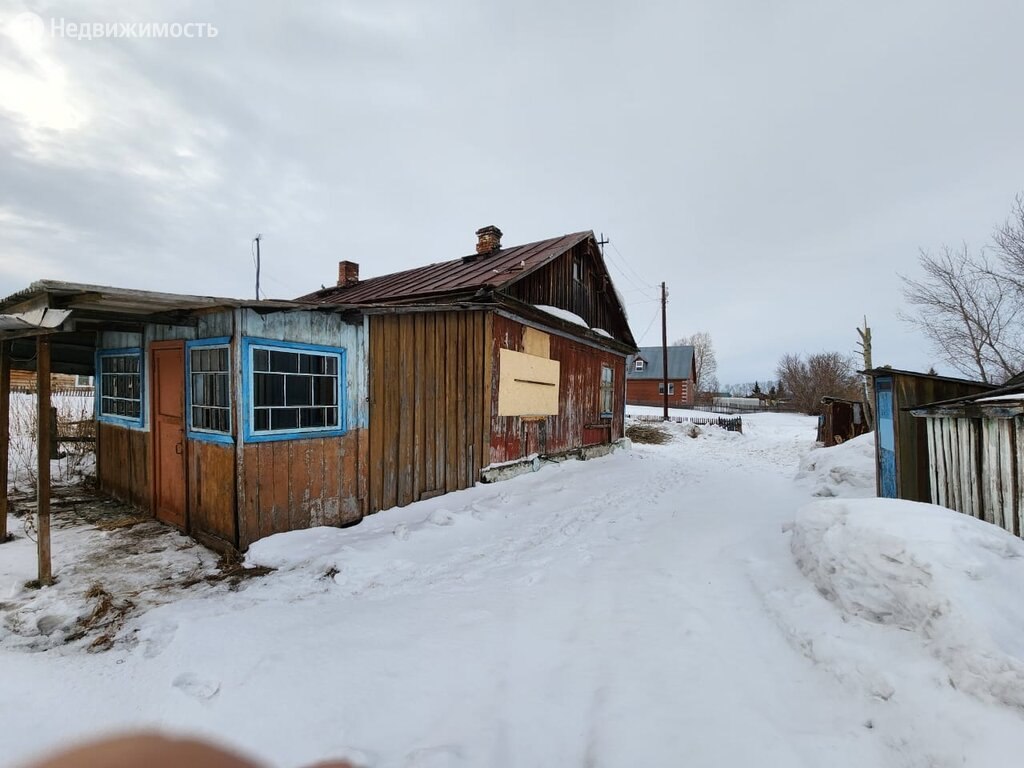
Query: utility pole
254,234,262,301
857,316,874,430
597,233,609,257
661,282,669,421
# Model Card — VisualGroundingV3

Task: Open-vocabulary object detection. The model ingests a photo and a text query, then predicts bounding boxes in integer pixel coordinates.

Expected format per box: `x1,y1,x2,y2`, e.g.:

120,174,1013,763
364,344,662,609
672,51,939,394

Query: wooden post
0,341,9,543
37,335,52,585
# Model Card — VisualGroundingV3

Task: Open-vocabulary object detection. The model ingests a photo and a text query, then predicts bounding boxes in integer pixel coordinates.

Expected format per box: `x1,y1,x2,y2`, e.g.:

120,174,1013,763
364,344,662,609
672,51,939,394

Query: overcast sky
2,0,1024,384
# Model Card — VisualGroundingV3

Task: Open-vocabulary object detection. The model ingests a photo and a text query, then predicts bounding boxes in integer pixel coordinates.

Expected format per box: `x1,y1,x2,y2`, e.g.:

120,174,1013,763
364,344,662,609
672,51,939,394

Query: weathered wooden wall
97,422,150,510
926,415,1022,537
878,373,994,503
504,240,630,341
188,440,237,547
96,309,369,550
368,311,492,512
625,378,694,408
490,314,626,464
238,431,364,549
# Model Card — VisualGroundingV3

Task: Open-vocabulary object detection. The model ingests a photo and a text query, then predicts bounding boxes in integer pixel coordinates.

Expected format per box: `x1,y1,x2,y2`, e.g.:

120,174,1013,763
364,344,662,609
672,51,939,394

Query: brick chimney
475,225,503,256
337,260,359,288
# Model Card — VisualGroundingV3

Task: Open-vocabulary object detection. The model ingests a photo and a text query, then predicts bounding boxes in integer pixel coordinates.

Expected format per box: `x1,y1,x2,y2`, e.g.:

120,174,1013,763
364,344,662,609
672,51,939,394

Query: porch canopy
0,280,319,376
0,278,350,584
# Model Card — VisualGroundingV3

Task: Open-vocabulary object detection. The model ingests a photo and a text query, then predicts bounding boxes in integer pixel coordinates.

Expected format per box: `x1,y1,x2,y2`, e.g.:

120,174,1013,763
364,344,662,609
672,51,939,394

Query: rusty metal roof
299,231,593,305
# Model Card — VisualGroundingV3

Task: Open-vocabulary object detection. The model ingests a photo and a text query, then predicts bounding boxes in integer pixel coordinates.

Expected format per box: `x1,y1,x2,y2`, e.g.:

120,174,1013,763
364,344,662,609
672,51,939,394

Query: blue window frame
96,348,144,427
186,337,233,444
241,337,346,443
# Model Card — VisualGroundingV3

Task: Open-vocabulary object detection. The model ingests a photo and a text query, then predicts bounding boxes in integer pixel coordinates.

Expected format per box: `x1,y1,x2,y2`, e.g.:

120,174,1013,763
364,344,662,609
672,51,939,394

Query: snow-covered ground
4,413,1024,767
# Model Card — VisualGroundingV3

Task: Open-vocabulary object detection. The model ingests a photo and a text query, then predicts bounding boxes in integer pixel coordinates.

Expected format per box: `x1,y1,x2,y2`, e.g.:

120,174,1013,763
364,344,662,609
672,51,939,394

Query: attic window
573,255,583,283
635,360,645,371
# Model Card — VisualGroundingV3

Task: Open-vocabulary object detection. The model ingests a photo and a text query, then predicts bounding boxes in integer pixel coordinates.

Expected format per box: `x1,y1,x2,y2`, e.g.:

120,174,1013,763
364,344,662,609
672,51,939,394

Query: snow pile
791,498,1024,711
535,304,588,327
796,432,875,498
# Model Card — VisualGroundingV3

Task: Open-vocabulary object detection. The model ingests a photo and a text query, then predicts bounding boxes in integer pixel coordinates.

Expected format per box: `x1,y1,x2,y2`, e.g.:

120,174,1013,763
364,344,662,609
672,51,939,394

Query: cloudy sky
2,0,1023,384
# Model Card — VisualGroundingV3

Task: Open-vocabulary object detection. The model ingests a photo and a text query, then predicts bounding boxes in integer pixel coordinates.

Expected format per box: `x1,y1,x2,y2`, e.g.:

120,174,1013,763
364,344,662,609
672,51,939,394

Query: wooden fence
630,414,743,433
12,386,95,398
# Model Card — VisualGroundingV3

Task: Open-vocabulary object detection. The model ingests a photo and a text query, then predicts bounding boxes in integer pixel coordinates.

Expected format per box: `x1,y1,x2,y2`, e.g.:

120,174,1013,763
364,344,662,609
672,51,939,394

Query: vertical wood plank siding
188,440,237,547
489,314,626,464
237,432,362,549
885,374,995,502
368,311,492,513
504,240,630,341
926,414,1022,538
97,423,151,510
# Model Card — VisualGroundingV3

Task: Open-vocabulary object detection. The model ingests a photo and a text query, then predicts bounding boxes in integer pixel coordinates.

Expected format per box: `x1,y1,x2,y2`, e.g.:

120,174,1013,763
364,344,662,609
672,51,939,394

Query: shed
862,368,995,502
300,226,637,511
910,378,1024,537
816,397,869,446
625,346,696,407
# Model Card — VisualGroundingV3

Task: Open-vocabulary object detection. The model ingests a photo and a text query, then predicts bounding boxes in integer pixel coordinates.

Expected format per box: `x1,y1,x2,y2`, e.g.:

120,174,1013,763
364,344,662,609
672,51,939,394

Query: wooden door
875,376,897,498
151,341,187,529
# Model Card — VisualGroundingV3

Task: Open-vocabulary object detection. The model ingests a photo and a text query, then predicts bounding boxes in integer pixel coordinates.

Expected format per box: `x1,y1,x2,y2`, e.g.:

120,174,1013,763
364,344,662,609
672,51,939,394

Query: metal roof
626,346,695,380
0,279,312,317
298,231,593,305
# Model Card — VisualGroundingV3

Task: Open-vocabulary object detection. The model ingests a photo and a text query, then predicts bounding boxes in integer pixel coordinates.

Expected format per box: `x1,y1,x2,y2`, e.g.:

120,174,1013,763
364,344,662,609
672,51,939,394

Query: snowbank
791,498,1024,711
795,432,876,498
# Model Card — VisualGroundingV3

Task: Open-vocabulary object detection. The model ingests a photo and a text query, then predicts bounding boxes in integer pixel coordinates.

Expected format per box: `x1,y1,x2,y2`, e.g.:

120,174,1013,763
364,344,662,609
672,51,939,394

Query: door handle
175,443,184,455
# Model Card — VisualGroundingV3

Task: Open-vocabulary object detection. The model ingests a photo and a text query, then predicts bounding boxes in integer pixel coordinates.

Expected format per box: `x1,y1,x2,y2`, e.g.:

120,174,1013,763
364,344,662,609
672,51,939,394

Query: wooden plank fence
925,415,1022,537
630,414,743,433
11,386,94,398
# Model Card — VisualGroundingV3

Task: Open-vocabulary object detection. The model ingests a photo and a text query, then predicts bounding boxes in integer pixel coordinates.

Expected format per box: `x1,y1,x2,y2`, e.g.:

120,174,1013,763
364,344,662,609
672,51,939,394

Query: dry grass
625,422,673,445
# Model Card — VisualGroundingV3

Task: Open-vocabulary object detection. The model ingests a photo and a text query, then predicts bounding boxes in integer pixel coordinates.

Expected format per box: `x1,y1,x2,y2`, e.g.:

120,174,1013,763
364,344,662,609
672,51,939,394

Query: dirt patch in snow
1,488,271,653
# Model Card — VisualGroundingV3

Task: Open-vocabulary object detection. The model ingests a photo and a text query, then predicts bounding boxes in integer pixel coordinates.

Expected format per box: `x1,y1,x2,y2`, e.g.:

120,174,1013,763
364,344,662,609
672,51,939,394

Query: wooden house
0,282,368,552
0,227,635,562
625,346,696,407
910,379,1024,537
862,368,994,502
299,227,637,512
11,370,90,391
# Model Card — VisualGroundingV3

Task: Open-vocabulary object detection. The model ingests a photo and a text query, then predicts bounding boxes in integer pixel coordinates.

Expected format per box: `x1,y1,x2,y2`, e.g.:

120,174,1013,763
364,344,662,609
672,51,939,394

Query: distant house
625,346,696,407
910,375,1024,537
862,368,994,502
11,370,91,390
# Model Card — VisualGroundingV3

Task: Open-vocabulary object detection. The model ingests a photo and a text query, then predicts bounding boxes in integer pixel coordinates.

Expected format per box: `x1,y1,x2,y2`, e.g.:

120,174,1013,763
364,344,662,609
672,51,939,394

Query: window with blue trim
248,341,343,437
98,350,142,423
189,343,232,436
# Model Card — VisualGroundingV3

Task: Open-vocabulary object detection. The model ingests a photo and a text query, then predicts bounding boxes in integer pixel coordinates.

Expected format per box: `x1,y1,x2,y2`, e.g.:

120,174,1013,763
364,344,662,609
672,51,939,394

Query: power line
609,241,658,290
635,304,661,344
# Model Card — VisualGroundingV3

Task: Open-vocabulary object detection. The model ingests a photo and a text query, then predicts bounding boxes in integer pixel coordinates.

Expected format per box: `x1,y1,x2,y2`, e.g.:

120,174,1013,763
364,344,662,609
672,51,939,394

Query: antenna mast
253,234,262,300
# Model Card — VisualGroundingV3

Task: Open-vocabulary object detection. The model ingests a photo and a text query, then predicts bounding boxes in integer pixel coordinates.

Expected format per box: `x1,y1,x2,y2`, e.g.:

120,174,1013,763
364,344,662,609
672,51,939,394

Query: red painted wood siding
490,314,625,464
626,379,694,407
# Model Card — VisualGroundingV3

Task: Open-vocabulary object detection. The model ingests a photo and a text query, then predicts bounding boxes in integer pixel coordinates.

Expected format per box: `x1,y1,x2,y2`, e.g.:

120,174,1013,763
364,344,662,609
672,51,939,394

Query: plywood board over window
498,348,560,416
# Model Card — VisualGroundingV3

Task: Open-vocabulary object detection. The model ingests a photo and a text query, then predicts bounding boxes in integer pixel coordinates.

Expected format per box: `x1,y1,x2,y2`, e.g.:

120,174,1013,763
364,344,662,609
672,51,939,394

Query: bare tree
776,352,860,415
673,331,717,393
900,244,1024,383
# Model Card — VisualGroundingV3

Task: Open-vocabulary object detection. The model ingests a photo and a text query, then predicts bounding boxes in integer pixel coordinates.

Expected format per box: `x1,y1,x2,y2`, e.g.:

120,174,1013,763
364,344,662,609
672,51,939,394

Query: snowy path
4,414,1024,766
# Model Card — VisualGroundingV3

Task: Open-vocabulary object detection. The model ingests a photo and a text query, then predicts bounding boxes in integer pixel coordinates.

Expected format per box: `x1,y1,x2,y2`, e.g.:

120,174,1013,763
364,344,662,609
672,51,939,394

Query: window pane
271,409,298,430
254,408,270,431
285,374,312,406
254,349,269,371
270,350,298,373
255,373,285,407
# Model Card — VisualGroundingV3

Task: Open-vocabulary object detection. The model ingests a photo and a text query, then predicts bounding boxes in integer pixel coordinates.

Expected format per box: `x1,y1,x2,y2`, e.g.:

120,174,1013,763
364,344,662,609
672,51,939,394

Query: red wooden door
151,341,187,529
